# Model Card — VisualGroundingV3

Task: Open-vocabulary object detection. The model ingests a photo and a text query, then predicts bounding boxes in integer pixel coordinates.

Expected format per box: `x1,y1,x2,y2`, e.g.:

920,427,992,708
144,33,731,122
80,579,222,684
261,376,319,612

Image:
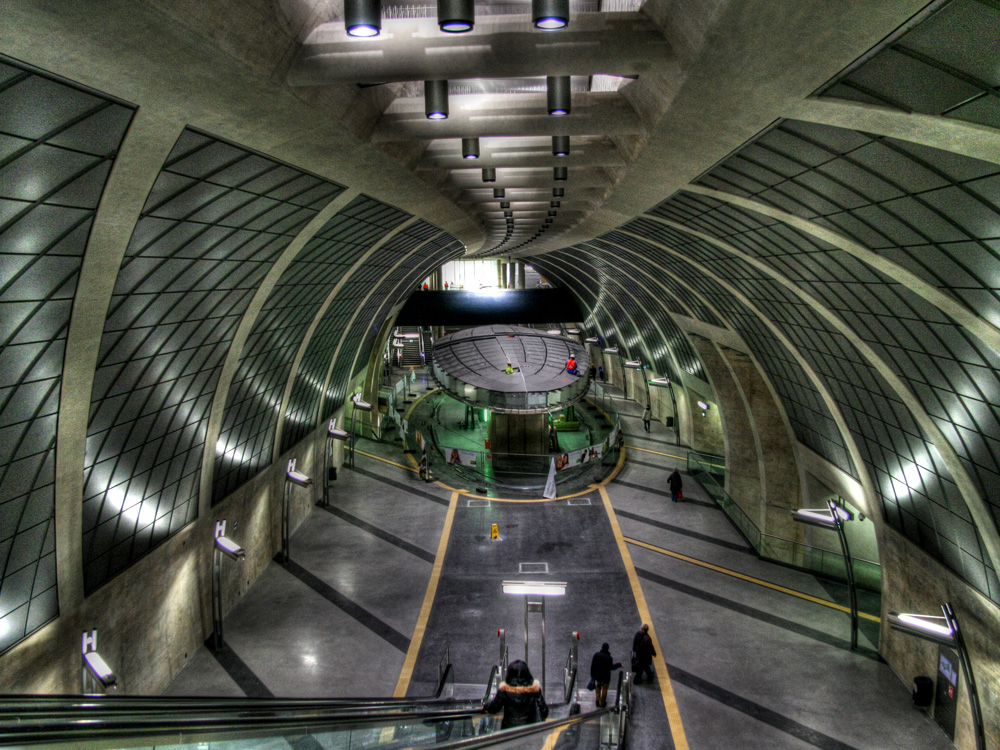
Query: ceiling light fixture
500,201,510,209
482,167,496,183
438,0,474,32
494,188,505,198
462,137,480,159
547,76,571,115
551,201,560,208
553,166,568,181
345,0,381,36
552,135,570,156
547,210,557,217
553,188,564,197
424,80,449,119
532,0,569,29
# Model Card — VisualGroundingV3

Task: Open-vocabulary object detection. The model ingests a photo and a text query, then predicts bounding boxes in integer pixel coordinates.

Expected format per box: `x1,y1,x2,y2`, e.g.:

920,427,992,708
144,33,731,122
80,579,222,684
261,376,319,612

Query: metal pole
829,499,857,650
212,546,223,649
281,481,290,564
618,354,627,400
944,603,986,750
350,402,357,468
524,598,529,666
322,435,332,506
668,383,679,446
541,597,547,691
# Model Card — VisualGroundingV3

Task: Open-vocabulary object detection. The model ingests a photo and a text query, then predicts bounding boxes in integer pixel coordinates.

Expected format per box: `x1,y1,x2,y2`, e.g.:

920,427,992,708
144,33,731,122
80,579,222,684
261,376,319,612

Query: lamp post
648,377,680,446
323,419,349,507
212,520,245,650
350,393,373,468
790,500,857,649
888,603,985,750
282,459,312,563
502,580,567,690
602,347,627,400
81,630,116,694
624,359,648,406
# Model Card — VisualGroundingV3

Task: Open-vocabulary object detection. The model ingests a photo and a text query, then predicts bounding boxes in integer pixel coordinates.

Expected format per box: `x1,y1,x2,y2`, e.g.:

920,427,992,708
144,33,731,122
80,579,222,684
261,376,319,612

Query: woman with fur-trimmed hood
484,660,549,728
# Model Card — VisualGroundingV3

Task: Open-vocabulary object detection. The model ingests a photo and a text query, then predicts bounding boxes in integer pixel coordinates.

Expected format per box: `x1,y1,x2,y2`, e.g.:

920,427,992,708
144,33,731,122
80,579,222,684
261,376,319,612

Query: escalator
1,654,631,750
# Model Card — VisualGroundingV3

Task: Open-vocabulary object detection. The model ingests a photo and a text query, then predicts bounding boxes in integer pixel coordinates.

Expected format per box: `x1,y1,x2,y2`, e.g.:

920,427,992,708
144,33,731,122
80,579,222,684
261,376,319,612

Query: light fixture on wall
494,188,505,198
425,80,449,119
552,135,570,156
553,187,564,197
547,76,571,115
482,167,496,182
553,167,568,181
345,0,381,36
532,0,569,29
462,137,480,159
438,0,474,32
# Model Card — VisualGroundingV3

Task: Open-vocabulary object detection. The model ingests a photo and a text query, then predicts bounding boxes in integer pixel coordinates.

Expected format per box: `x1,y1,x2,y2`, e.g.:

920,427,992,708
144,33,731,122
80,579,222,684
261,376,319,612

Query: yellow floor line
393,491,459,697
355,449,419,473
540,724,568,750
624,537,881,623
599,486,689,750
626,445,687,461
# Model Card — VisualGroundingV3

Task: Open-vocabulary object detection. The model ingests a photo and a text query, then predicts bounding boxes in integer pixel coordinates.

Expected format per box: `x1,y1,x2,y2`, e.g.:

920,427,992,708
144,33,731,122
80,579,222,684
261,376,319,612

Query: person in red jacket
566,356,577,375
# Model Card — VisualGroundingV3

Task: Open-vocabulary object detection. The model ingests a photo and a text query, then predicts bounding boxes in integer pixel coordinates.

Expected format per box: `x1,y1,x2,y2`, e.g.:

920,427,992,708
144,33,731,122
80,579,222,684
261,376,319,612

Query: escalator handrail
0,705,491,746
0,660,459,719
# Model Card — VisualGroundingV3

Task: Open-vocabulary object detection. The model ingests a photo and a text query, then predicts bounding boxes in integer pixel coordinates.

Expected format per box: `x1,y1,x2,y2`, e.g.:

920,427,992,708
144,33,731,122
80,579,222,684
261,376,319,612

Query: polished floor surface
165,378,954,750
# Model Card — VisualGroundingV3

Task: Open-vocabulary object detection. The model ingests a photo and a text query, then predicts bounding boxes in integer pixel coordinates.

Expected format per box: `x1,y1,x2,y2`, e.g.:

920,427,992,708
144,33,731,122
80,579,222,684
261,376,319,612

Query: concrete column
720,346,801,540
516,262,526,289
689,337,759,519
431,268,442,290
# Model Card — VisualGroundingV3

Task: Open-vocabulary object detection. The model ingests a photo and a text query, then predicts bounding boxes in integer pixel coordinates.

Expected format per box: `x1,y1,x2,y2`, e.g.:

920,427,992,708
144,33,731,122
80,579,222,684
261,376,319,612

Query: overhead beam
290,14,675,86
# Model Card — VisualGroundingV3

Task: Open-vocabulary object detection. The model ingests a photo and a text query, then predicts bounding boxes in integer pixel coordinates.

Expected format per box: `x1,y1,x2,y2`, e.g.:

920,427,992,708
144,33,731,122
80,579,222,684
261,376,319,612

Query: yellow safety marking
599,486,689,750
355,449,419,473
540,724,568,750
626,446,687,462
394,491,460,697
624,537,881,623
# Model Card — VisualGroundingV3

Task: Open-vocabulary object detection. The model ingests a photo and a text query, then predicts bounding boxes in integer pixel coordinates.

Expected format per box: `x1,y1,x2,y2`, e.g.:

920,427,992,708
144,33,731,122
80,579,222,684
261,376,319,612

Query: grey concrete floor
164,384,955,750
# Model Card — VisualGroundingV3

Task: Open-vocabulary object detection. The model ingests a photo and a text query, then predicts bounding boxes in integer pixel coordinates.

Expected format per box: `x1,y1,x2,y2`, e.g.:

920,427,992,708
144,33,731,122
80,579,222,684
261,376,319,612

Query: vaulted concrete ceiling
280,0,932,255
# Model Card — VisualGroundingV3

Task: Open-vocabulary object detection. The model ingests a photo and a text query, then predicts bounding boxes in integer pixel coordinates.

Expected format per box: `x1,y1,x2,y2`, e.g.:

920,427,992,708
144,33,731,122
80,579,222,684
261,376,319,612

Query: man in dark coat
632,624,656,684
667,468,682,503
484,660,549,728
590,642,622,707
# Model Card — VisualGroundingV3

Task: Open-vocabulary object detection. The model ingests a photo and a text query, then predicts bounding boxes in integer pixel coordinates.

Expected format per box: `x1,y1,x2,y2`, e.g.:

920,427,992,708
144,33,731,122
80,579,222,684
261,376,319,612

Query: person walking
631,624,656,685
484,660,549,728
642,403,652,432
667,468,682,503
590,643,622,708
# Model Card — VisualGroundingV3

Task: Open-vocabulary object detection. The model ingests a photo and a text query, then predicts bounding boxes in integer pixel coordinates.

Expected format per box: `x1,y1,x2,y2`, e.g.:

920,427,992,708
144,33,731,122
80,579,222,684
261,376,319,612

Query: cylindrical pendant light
553,187,564,197
462,137,480,159
438,0,474,32
548,210,557,217
551,201,560,208
547,76,571,115
482,167,496,182
532,0,569,29
346,0,381,36
553,166,568,181
552,135,570,156
424,80,449,119
500,201,510,209
494,188,505,198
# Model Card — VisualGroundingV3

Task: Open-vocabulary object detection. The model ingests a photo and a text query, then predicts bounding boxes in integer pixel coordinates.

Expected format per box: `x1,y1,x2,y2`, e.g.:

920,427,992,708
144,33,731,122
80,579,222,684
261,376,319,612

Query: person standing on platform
642,403,652,432
590,643,622,708
631,624,656,685
566,355,577,375
598,365,605,382
668,468,683,503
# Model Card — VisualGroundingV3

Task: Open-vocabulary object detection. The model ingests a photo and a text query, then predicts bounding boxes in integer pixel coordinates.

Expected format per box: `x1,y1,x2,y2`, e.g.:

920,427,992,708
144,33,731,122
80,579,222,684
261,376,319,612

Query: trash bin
913,676,933,707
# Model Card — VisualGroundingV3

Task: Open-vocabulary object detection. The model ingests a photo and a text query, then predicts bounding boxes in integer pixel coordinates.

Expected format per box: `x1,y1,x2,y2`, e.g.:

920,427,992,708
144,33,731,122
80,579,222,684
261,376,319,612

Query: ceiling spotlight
548,210,557,217
462,137,480,159
551,201,560,208
500,201,510,209
504,211,513,218
552,135,570,156
425,80,449,119
547,76,571,115
545,218,553,224
345,0,381,36
532,0,569,29
553,188,564,197
553,166,568,181
494,188,505,198
482,167,496,182
438,0,474,32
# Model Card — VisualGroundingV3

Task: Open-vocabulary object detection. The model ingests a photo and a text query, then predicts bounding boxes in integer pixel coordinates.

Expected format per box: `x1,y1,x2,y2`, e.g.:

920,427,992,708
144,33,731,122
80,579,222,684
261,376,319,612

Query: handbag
586,678,596,691
678,489,683,499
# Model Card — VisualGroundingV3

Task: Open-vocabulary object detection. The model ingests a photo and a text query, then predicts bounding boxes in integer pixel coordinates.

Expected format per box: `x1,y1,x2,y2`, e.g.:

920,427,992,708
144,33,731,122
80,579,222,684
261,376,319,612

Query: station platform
164,381,953,750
